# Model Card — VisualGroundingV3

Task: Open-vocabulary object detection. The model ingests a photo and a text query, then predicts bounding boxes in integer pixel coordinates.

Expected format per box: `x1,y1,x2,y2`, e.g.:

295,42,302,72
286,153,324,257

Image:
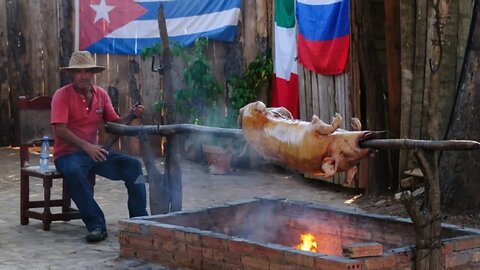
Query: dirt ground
1,146,479,269
355,193,480,230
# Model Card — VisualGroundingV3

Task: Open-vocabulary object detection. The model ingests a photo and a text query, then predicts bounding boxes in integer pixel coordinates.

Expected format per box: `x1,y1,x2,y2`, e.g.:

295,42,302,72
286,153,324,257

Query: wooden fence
0,0,273,153
398,0,472,177
0,0,473,189
298,67,356,186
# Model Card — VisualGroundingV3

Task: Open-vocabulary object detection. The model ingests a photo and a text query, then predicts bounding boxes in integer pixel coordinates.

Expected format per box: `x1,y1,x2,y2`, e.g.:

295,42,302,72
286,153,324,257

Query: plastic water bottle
39,136,50,173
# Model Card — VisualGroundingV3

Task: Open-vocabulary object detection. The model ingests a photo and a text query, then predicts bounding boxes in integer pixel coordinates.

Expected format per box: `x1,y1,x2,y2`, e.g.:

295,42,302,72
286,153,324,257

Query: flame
295,233,318,252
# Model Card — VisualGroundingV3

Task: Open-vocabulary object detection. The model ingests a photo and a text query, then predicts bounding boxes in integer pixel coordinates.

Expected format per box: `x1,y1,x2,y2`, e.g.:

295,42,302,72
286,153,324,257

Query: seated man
52,51,148,243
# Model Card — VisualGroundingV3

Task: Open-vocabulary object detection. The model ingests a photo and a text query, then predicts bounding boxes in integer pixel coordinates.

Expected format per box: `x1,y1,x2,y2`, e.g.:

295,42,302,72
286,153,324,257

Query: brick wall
119,198,480,270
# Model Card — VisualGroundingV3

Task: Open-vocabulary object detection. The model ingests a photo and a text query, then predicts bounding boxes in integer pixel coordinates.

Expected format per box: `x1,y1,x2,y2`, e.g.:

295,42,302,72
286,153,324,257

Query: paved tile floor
0,147,363,269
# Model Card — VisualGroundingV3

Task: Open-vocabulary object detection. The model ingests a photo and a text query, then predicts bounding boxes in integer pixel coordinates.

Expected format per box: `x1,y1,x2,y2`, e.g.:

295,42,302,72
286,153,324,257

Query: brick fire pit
119,198,480,269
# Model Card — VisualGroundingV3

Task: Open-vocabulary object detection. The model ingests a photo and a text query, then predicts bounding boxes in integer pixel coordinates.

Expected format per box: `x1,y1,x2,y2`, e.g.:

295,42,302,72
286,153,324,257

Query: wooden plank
243,0,257,65
15,0,33,97
58,0,74,87
304,69,313,119
384,0,401,140
398,0,416,181
421,1,435,139
26,0,44,95
383,0,401,190
335,74,347,129
256,0,268,38
400,176,423,189
311,73,319,117
298,66,306,120
5,0,24,145
138,56,161,125
348,1,366,188
325,75,335,123
0,0,11,145
125,55,143,156
117,55,135,153
137,55,162,156
342,73,352,128
95,54,117,151
317,74,329,121
457,0,472,85
45,0,61,95
436,0,458,139
210,41,227,113
335,74,348,185
406,0,428,170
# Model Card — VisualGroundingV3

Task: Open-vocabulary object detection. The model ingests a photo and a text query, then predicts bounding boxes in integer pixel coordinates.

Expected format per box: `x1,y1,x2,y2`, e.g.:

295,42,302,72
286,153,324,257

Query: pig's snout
358,131,385,156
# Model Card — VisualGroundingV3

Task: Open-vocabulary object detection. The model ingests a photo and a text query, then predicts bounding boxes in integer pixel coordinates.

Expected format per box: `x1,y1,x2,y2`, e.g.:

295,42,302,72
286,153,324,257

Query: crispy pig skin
238,101,372,183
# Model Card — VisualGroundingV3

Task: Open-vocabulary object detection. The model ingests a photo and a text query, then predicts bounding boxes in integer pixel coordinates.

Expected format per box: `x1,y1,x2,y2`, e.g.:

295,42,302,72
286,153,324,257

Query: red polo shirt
51,84,120,160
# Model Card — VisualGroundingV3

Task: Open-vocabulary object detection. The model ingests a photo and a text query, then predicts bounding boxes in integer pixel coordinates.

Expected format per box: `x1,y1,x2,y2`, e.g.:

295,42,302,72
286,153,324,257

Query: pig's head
238,101,268,129
321,131,378,183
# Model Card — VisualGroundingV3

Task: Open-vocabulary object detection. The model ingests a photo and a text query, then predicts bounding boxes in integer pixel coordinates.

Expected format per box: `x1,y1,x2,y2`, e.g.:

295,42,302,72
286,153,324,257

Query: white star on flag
90,0,115,23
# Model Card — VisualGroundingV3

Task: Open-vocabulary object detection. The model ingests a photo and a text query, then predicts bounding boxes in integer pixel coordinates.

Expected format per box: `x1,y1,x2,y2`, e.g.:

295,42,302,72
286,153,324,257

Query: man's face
70,69,95,90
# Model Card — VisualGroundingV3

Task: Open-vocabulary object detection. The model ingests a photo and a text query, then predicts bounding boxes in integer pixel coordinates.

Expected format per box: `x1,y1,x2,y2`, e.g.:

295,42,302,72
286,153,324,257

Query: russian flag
296,0,350,75
76,0,242,55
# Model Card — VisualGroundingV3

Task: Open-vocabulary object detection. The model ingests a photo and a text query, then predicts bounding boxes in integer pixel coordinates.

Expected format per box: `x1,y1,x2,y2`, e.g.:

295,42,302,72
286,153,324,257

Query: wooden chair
19,95,94,231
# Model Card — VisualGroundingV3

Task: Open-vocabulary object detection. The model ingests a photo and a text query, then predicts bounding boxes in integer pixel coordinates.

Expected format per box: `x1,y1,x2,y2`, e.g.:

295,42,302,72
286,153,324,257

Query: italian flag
271,0,299,118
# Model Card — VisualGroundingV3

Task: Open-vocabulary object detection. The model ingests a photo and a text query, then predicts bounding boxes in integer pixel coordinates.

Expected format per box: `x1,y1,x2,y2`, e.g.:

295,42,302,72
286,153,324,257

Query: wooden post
165,134,182,212
155,5,182,213
138,131,170,214
157,5,175,124
398,150,442,270
361,138,479,270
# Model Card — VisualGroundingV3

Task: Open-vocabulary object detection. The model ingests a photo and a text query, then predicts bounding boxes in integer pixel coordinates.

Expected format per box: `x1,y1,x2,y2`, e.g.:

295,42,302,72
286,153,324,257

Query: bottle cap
43,136,49,140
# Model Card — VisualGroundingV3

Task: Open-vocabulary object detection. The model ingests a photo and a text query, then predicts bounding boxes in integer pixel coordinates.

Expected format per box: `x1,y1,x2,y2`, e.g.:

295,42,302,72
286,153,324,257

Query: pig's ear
322,157,337,177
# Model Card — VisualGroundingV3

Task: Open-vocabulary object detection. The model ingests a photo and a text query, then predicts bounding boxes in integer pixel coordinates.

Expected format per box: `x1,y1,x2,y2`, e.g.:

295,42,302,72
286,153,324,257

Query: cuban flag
76,0,242,55
296,0,350,75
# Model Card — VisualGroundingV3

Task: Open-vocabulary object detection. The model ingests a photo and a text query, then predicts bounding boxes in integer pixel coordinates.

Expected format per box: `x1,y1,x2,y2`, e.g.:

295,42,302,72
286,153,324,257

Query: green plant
224,50,273,127
140,43,162,59
141,39,273,130
173,38,225,127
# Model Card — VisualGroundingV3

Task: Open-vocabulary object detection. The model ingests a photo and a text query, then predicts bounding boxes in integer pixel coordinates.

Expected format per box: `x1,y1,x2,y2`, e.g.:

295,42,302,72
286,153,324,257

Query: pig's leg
344,166,357,187
312,113,342,135
268,107,293,120
350,117,362,131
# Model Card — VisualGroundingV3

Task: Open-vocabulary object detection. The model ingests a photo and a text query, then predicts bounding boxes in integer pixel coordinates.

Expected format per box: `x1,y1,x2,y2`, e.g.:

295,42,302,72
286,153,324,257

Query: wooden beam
384,0,402,140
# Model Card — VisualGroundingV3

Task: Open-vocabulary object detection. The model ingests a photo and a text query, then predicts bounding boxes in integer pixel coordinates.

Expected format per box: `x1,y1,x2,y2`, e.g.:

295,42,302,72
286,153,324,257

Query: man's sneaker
86,228,108,243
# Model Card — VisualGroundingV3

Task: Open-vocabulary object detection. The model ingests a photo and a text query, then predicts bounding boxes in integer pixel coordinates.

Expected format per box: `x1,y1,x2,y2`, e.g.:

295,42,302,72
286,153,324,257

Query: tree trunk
439,0,480,210
148,5,182,213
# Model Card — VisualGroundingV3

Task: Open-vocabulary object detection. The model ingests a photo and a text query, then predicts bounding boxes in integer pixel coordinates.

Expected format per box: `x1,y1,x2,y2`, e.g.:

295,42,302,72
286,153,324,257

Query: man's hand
85,144,109,162
54,123,108,161
130,104,144,119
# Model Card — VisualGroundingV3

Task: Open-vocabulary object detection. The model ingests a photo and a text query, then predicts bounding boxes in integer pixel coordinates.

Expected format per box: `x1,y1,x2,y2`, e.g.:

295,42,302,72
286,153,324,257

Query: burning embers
295,232,318,252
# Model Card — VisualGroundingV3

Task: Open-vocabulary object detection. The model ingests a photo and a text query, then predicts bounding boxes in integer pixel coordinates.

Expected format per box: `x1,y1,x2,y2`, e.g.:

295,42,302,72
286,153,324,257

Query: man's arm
53,123,108,162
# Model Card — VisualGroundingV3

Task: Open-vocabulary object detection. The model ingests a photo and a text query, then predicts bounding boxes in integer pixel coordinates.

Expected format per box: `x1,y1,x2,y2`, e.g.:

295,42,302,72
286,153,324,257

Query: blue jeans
55,151,148,232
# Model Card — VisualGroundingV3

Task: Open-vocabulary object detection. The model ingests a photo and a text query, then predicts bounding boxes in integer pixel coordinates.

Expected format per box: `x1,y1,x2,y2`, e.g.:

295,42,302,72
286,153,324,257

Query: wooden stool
18,96,95,231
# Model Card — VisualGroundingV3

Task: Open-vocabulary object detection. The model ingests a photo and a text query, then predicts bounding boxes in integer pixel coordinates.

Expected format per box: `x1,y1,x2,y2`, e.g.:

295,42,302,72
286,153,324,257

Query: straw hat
60,51,105,73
